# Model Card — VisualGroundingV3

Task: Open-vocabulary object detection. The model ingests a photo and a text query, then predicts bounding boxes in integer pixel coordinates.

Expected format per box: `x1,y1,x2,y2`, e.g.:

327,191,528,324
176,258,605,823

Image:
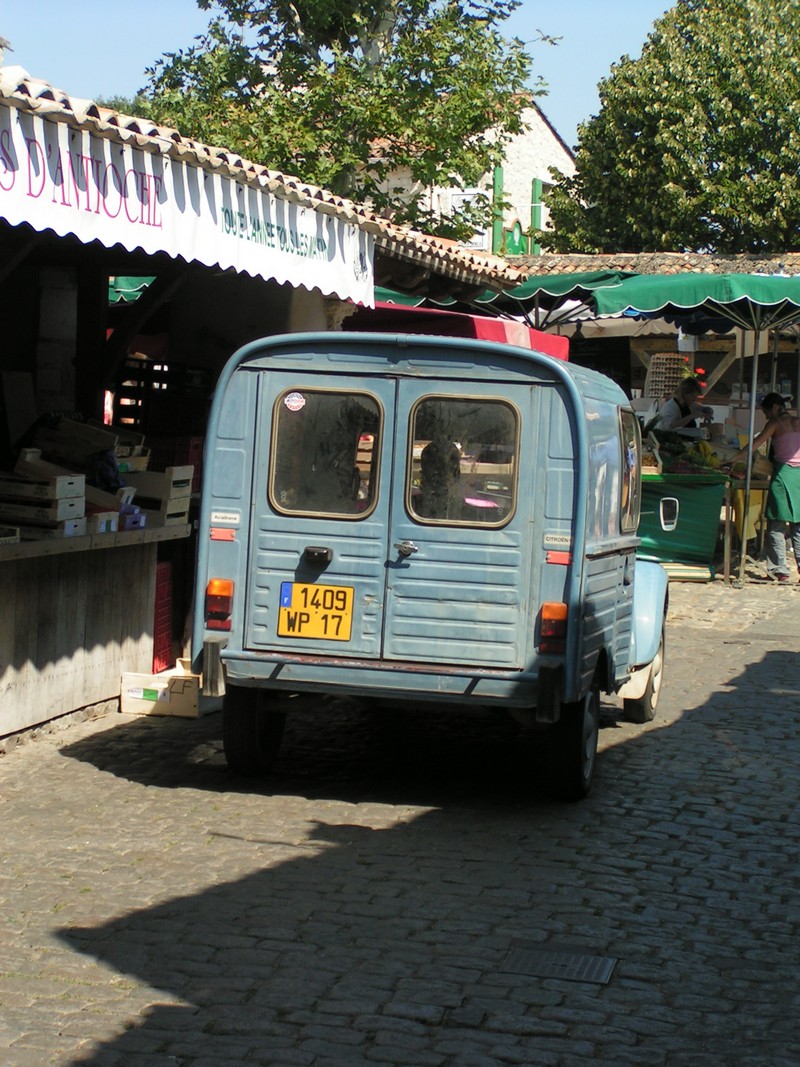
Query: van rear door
244,371,395,659
244,371,536,669
381,379,533,669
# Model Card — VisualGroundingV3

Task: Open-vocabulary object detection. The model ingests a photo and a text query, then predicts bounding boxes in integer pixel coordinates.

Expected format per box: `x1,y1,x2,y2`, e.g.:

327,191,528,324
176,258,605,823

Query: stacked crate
33,418,118,473
147,435,204,491
122,466,194,526
112,358,211,438
644,353,688,401
0,454,86,539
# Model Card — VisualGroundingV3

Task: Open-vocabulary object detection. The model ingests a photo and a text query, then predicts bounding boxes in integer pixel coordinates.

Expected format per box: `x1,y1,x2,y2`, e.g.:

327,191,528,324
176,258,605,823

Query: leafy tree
95,95,152,117
141,0,540,239
542,0,800,254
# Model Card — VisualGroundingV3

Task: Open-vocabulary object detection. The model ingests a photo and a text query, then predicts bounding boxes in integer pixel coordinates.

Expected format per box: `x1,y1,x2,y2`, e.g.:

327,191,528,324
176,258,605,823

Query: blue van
193,332,674,800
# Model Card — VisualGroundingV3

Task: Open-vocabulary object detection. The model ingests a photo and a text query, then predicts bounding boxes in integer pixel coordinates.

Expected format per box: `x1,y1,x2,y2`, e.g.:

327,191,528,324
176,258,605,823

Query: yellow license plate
277,581,354,641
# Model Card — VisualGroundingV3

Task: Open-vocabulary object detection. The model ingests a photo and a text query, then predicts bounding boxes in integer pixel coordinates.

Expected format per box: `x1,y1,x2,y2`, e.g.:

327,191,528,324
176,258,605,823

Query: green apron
765,463,800,523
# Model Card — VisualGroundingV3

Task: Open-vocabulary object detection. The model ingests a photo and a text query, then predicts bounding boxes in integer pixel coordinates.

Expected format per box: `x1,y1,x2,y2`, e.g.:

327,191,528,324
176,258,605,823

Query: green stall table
639,472,728,579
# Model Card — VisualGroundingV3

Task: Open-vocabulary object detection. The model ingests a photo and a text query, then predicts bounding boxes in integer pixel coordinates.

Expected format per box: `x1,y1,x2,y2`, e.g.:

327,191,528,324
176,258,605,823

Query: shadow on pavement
60,696,562,808
55,646,800,1065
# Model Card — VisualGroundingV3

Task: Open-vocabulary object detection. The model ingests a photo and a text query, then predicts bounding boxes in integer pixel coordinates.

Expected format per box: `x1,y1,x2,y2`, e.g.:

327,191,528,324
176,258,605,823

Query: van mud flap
202,636,228,697
536,666,563,724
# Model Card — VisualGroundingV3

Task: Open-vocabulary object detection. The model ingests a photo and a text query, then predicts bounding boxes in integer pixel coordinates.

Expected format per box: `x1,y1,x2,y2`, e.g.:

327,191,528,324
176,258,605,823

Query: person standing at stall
725,393,800,582
657,377,714,431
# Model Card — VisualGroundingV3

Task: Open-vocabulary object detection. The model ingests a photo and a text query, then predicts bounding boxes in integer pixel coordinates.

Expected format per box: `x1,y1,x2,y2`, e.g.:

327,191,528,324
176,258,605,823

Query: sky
1,0,673,150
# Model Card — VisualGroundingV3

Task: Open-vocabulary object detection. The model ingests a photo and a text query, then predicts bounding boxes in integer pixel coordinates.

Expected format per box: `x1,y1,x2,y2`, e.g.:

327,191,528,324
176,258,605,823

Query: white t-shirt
658,397,694,430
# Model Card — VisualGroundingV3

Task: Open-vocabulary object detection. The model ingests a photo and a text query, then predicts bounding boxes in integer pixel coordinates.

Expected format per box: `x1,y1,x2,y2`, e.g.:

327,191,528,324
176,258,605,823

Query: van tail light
206,578,234,631
540,602,568,654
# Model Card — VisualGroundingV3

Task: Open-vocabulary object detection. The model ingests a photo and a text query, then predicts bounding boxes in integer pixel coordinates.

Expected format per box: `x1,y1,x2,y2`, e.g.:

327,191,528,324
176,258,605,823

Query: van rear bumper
214,647,547,709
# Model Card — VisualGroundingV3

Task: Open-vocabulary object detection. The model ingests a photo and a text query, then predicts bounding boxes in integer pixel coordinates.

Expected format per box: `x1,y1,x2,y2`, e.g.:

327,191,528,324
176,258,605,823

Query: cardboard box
120,658,221,718
87,510,119,534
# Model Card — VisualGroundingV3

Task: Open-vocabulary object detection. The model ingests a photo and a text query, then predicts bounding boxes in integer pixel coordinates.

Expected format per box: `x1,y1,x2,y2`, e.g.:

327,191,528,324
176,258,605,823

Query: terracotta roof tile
0,65,522,292
509,251,800,277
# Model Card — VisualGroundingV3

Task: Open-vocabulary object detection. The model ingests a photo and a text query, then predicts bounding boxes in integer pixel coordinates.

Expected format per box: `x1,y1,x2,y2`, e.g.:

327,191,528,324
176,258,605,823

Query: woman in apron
726,392,800,582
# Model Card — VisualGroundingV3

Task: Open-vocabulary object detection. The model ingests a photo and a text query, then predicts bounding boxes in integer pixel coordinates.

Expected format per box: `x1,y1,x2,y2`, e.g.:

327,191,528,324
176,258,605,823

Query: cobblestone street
1,580,799,1066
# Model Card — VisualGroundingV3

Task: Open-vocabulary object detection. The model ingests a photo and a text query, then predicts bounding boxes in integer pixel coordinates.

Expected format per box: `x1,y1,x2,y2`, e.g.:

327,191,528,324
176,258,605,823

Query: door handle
393,540,419,558
304,545,333,565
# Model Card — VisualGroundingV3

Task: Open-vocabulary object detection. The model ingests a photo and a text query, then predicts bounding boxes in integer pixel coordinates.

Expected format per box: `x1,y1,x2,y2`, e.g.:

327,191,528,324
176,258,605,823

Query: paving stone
0,582,798,1065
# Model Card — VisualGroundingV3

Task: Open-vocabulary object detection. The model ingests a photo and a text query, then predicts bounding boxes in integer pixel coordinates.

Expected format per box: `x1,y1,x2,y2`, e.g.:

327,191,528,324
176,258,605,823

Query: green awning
590,272,800,330
108,276,156,304
475,269,637,306
374,286,457,308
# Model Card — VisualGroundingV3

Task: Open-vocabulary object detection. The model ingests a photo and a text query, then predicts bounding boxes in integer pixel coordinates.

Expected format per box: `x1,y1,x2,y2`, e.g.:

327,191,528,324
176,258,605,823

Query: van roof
226,330,631,410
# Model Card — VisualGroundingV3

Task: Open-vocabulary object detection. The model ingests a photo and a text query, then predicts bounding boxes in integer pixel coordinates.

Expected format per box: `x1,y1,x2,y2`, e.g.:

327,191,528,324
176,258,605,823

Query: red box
153,561,173,672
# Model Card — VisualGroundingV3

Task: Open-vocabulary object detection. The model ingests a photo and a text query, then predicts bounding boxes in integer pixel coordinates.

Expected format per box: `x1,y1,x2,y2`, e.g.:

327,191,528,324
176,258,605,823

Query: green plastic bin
638,473,726,565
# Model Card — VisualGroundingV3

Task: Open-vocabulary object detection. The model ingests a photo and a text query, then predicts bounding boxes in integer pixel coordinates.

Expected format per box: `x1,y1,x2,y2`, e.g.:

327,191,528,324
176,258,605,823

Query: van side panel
201,370,258,639
582,554,633,692
580,399,636,694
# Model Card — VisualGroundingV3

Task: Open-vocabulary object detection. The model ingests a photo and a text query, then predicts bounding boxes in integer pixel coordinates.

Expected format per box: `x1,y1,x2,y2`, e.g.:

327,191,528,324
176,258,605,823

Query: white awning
0,104,374,305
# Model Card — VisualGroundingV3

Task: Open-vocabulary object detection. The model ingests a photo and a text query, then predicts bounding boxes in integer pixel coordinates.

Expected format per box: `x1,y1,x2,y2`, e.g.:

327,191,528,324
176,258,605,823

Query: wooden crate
16,517,87,539
33,419,118,466
641,434,663,475
116,452,150,473
139,496,191,527
0,495,85,525
0,468,85,501
146,436,203,491
88,422,145,457
123,466,193,501
89,423,151,472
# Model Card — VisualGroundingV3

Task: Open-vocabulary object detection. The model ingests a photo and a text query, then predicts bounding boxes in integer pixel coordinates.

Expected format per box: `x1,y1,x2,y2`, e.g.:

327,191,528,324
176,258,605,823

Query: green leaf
543,0,800,254
139,0,541,238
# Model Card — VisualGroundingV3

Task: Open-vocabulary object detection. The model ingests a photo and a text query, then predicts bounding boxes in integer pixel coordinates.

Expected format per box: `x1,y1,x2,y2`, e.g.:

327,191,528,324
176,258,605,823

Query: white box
120,658,221,717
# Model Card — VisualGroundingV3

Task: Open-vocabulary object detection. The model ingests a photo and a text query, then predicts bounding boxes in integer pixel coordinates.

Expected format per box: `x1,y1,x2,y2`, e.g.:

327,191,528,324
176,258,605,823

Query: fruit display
685,439,722,469
649,429,730,475
641,434,662,471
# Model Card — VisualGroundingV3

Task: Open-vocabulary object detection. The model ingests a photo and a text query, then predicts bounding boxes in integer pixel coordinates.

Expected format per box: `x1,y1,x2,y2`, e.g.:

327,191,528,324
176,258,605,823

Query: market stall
639,427,771,581
0,66,524,740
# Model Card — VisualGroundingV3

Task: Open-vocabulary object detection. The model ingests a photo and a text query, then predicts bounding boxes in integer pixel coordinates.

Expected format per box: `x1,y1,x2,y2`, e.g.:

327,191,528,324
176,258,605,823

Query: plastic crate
153,561,173,673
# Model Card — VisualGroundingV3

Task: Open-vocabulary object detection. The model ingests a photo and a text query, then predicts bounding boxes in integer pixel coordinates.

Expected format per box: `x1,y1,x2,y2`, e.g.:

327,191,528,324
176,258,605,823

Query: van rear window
269,389,381,517
408,396,519,525
620,410,642,533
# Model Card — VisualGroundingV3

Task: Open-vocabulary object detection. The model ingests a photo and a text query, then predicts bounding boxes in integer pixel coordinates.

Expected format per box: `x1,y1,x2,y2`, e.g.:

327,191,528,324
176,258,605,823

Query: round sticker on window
284,391,306,412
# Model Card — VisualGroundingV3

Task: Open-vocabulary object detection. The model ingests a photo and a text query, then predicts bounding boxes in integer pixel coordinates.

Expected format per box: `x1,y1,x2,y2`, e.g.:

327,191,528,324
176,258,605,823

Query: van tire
546,685,600,801
223,686,286,775
624,624,665,724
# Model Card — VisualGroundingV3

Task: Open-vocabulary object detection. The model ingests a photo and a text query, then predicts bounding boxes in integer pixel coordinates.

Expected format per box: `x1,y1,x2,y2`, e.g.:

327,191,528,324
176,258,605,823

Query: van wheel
624,624,665,724
546,685,600,801
222,686,286,775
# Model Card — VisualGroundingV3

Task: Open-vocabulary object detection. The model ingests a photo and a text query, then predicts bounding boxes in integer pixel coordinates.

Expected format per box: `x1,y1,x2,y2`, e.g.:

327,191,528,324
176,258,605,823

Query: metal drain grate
502,944,617,985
